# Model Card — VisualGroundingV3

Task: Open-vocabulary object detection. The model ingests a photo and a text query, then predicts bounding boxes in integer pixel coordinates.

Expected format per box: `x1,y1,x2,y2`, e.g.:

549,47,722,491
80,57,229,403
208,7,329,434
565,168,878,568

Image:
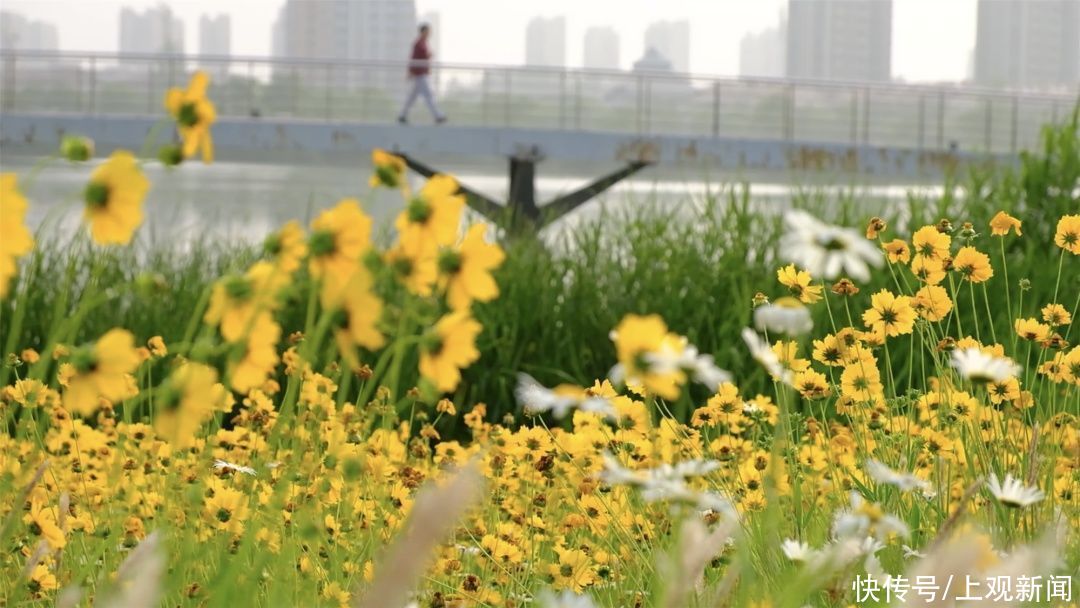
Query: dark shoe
436,115,447,125
397,116,407,125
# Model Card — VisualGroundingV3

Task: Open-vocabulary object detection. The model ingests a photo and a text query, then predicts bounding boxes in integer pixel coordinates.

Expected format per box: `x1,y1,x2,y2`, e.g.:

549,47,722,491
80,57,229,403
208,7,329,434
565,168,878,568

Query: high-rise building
583,26,620,70
525,16,566,67
785,0,892,82
0,11,59,51
199,14,231,56
739,13,786,78
643,20,690,73
973,0,1080,89
120,4,185,54
270,0,417,90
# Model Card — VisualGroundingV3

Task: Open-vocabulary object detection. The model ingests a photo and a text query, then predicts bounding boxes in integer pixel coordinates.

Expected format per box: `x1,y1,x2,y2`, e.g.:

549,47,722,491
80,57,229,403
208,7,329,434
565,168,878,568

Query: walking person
398,23,446,124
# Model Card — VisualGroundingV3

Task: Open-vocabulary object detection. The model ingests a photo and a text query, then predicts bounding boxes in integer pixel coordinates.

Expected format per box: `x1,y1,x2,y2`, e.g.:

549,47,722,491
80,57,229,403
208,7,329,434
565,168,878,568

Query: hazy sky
5,0,977,81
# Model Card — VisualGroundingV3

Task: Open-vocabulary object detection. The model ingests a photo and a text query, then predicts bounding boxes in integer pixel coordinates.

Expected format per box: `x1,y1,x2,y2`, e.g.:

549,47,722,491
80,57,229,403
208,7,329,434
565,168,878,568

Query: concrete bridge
2,51,1076,230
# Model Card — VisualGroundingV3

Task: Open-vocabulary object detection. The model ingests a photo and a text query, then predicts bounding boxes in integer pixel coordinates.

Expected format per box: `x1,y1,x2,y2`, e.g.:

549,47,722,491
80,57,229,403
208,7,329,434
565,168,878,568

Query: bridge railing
1,50,1077,155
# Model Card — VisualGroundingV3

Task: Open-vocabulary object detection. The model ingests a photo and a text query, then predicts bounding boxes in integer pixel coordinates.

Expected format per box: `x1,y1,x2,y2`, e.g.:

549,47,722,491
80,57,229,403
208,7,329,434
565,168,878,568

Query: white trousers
399,75,444,120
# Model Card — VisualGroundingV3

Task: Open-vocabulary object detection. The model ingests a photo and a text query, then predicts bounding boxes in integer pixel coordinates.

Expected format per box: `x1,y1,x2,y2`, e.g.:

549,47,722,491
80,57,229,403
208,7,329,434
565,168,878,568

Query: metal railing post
88,56,97,114
325,62,332,120
1,54,13,111
784,83,795,140
291,66,298,116
559,70,566,129
917,94,926,151
937,89,946,149
481,70,489,125
711,80,721,137
861,88,871,145
849,88,858,144
574,74,581,131
635,75,643,134
147,62,154,114
503,69,511,127
1010,96,1019,153
248,60,255,115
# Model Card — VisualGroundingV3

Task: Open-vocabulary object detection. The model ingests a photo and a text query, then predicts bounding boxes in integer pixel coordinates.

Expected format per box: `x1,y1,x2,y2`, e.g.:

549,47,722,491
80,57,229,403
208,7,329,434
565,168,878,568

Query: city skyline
3,0,1078,87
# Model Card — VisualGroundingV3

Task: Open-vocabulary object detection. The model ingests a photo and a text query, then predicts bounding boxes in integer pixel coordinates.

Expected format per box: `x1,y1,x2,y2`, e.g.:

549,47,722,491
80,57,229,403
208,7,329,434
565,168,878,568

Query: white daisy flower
741,328,793,385
781,539,818,563
865,459,933,494
213,459,256,476
597,453,734,518
753,297,814,336
778,209,883,282
986,473,1044,508
951,347,1022,383
536,589,598,608
832,492,909,542
514,373,616,420
902,544,926,559
673,343,733,390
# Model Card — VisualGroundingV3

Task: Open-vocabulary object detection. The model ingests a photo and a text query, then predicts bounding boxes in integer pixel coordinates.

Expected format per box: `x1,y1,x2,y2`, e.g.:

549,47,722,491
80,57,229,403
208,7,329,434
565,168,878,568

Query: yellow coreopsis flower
0,174,35,299
910,254,946,285
63,328,141,416
164,70,217,163
1041,303,1072,327
912,285,952,322
26,563,58,595
395,174,465,254
419,311,483,393
793,369,830,399
321,268,386,365
776,264,823,304
862,290,916,337
83,151,148,245
154,362,227,448
147,335,167,357
229,313,281,394
1014,318,1051,342
1055,214,1080,254
308,199,372,281
881,239,911,264
204,261,288,342
549,547,597,593
610,314,685,400
989,211,1022,236
952,246,993,282
204,486,250,533
840,355,883,403
439,223,506,310
912,225,951,261
386,240,437,296
263,220,307,274
370,149,406,189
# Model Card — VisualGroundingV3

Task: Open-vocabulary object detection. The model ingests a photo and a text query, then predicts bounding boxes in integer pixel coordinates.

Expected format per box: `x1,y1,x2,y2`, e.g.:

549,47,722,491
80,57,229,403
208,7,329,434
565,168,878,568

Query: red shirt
409,38,431,76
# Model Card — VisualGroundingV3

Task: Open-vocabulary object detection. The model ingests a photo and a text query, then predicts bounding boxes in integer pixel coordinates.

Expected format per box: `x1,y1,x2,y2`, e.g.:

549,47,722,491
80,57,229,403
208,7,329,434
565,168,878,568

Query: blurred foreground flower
986,473,1045,509
82,151,149,246
753,297,813,336
0,174,35,299
779,209,882,282
514,374,616,419
164,70,217,163
951,347,1021,383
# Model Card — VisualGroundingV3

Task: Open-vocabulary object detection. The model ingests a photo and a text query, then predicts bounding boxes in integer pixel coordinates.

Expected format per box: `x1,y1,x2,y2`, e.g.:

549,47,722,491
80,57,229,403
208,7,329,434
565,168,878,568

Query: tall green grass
3,109,1077,421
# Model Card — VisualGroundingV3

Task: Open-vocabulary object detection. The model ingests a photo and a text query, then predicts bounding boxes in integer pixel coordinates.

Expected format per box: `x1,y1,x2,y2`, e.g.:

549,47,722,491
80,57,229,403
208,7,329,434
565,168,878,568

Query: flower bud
158,144,184,167
60,135,94,162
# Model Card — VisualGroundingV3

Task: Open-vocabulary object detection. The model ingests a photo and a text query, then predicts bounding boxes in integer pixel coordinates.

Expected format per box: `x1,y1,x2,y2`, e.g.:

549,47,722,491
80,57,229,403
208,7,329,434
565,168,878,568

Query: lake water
4,154,944,247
